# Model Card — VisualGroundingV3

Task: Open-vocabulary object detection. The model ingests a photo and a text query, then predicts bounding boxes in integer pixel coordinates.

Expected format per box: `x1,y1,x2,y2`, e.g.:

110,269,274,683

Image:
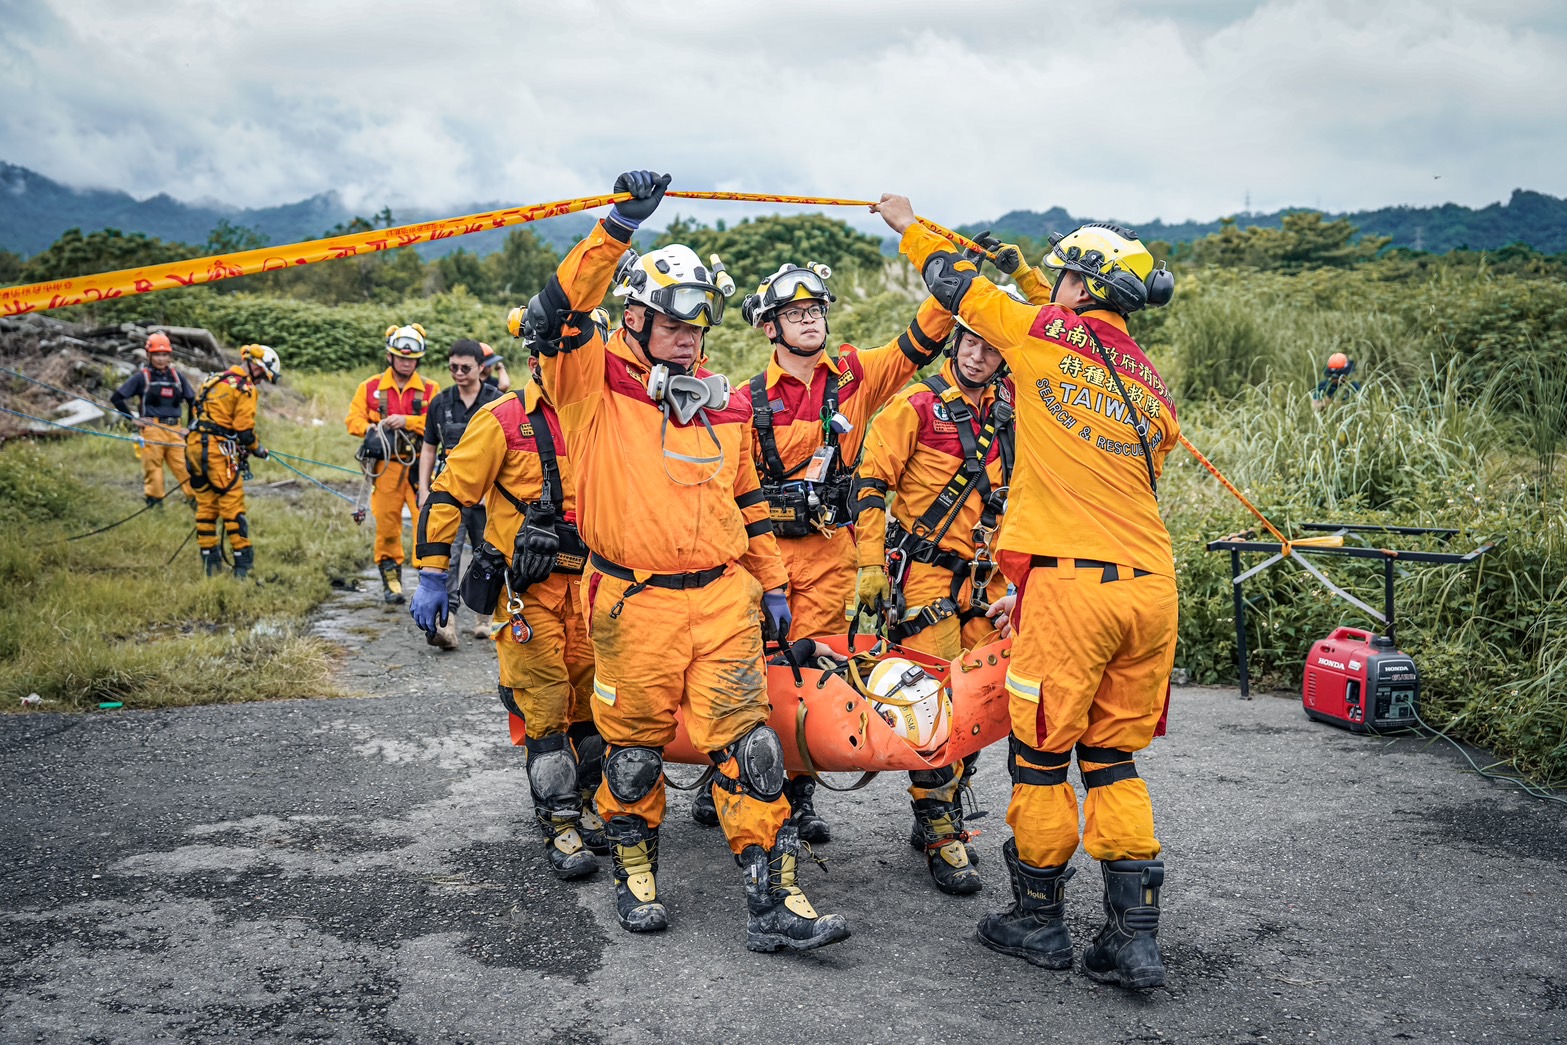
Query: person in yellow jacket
851,300,1019,896
519,169,849,953
703,263,953,843
346,324,439,604
875,194,1179,990
411,346,607,880
185,344,280,580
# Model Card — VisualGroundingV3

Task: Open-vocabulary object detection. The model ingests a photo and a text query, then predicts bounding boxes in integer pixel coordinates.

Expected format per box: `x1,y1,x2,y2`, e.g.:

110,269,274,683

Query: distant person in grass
417,339,504,648
1313,353,1360,411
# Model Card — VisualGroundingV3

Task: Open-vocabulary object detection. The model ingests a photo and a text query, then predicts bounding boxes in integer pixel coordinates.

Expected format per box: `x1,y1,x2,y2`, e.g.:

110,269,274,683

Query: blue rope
0,404,185,447
265,454,363,507
0,363,139,423
268,449,360,475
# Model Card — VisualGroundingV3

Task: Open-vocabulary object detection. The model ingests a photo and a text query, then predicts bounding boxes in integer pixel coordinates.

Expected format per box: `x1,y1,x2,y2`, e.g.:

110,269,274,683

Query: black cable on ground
62,489,178,541
1408,705,1567,806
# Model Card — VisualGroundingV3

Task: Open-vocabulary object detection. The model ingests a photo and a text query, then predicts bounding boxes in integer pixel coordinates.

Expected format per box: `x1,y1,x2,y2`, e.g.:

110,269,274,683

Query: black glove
610,171,671,226
973,231,1023,275
509,510,560,590
251,445,269,459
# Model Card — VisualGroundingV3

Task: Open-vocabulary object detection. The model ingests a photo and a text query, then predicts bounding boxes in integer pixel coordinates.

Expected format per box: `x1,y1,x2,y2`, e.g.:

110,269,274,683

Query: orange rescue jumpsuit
541,219,793,855
900,224,1181,869
748,299,953,639
185,366,259,553
417,385,595,744
856,358,1013,661
346,368,438,566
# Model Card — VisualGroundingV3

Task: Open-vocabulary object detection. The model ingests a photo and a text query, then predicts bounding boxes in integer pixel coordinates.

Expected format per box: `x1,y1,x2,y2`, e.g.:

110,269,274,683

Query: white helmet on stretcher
865,658,952,753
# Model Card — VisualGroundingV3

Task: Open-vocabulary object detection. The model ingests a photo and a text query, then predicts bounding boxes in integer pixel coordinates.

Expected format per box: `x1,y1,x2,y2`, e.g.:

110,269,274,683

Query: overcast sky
3,0,1564,232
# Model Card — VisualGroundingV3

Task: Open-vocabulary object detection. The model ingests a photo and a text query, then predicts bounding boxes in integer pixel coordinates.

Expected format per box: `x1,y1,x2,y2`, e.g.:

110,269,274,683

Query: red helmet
1327,352,1350,372
146,331,173,354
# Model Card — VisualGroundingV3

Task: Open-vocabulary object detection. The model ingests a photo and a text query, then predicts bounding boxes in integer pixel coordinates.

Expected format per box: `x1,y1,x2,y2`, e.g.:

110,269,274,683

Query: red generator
1302,626,1420,733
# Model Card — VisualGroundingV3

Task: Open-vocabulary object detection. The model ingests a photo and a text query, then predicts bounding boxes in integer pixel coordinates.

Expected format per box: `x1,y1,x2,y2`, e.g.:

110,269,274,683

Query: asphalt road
4,579,1564,1044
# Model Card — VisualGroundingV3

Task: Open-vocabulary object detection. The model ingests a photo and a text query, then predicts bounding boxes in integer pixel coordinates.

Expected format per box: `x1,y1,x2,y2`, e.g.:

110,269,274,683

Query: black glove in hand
611,170,671,224
251,445,269,459
510,513,560,589
973,231,1023,275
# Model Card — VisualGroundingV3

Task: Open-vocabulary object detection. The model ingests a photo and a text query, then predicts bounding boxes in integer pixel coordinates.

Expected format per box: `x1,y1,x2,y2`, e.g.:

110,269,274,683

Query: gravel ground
4,576,1564,1044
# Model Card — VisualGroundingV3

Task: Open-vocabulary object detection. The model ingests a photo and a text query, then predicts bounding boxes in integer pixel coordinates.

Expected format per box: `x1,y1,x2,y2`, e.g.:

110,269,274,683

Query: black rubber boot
911,797,982,895
690,782,719,827
785,776,830,844
739,824,851,953
378,559,405,605
201,547,224,577
146,494,162,509
605,815,668,933
976,838,1075,969
231,547,253,581
1082,859,1166,989
572,728,610,856
526,736,598,880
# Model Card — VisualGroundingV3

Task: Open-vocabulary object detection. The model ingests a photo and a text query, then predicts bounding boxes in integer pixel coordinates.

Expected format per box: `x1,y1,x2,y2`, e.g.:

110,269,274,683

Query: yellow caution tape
0,190,987,319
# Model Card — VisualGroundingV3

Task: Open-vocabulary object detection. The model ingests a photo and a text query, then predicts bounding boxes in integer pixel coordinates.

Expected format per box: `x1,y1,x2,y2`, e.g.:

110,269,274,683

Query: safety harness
749,369,855,538
490,402,588,577
188,370,254,495
135,366,190,423
885,374,1015,642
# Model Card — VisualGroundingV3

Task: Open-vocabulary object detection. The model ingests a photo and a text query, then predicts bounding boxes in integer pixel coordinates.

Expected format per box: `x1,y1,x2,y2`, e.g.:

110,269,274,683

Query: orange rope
1179,434,1293,551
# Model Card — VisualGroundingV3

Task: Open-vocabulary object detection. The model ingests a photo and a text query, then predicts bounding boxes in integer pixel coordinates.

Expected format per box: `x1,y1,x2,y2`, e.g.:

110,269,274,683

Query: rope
267,453,364,508
60,489,178,541
268,449,359,475
1178,434,1292,551
0,363,143,425
0,404,185,447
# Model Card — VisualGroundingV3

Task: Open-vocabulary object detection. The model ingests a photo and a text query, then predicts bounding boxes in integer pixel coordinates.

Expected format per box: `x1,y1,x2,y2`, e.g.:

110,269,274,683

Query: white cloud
1,0,1563,228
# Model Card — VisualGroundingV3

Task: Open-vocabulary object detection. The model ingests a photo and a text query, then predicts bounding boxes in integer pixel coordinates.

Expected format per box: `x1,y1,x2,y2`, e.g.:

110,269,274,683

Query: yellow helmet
384,323,427,358
1041,223,1173,314
611,245,733,329
239,344,281,383
740,263,835,327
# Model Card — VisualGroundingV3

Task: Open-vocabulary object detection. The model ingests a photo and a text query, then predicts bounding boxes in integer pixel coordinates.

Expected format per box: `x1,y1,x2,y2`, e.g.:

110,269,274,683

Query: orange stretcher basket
664,635,1013,786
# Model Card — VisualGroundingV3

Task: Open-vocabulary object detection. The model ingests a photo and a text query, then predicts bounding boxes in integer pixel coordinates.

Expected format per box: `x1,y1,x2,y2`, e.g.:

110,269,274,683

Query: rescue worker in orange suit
851,292,1023,896
346,325,439,604
185,344,281,580
690,263,954,842
523,169,848,953
412,341,608,880
110,331,195,508
876,194,1179,990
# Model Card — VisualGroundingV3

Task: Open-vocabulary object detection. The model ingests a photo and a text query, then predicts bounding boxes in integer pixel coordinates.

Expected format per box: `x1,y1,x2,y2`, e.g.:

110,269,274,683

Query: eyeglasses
449,364,475,374
777,304,827,324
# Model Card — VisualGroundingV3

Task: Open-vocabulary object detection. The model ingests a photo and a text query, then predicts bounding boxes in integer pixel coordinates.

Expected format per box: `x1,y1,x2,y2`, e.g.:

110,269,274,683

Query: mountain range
4,161,1565,259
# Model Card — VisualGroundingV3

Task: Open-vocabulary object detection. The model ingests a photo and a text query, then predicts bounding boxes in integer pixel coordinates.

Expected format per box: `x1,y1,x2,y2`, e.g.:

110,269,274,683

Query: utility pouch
461,540,508,615
356,429,386,462
763,482,817,539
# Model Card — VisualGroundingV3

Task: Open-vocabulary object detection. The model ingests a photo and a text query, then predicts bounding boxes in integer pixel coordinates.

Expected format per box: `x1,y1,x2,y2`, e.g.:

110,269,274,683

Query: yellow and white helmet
239,343,281,383
865,657,952,753
384,323,428,358
741,263,835,328
1041,222,1173,314
611,246,733,329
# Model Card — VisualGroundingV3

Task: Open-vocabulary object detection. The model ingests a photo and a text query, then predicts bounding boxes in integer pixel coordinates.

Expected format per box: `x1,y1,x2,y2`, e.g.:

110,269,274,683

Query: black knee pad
604,745,663,805
524,733,577,809
235,512,248,538
718,725,786,802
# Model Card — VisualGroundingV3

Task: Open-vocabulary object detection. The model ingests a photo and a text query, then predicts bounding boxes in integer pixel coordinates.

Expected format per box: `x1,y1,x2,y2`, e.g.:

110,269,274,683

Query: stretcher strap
660,764,716,792
792,699,878,792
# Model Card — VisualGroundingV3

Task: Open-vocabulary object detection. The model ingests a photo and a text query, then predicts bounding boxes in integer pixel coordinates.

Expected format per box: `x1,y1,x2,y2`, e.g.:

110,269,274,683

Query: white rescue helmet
865,658,952,753
612,245,733,329
384,323,428,358
240,343,281,383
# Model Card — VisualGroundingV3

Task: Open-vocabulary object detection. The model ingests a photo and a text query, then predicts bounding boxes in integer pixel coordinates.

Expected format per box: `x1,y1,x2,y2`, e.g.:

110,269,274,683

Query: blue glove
608,170,671,230
761,590,792,645
410,569,450,634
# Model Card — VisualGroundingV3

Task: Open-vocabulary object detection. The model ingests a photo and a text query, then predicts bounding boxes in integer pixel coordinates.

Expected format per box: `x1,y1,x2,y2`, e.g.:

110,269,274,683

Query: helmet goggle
646,283,726,328
387,334,425,356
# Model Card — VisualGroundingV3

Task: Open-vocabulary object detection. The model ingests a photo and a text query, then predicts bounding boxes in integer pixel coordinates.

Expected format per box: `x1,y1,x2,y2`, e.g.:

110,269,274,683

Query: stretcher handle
793,699,878,792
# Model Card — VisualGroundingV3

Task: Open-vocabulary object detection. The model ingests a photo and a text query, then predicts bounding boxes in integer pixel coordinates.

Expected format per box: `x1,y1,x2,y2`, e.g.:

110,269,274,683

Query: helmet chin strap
628,307,697,375
766,309,830,359
954,367,993,391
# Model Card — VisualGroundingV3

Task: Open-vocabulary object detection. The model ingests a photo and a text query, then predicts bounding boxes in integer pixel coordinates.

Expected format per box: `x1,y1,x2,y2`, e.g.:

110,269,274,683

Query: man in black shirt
110,331,197,507
419,339,504,648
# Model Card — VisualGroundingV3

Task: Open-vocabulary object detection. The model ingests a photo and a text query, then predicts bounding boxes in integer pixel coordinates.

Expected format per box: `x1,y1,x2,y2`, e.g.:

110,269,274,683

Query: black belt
590,553,726,590
1031,556,1152,583
143,417,183,425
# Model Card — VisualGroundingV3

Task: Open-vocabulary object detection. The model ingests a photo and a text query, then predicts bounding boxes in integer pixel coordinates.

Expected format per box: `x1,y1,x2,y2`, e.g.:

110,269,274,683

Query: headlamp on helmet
1042,223,1174,315
385,323,428,358
612,245,734,329
240,343,282,383
741,263,835,328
